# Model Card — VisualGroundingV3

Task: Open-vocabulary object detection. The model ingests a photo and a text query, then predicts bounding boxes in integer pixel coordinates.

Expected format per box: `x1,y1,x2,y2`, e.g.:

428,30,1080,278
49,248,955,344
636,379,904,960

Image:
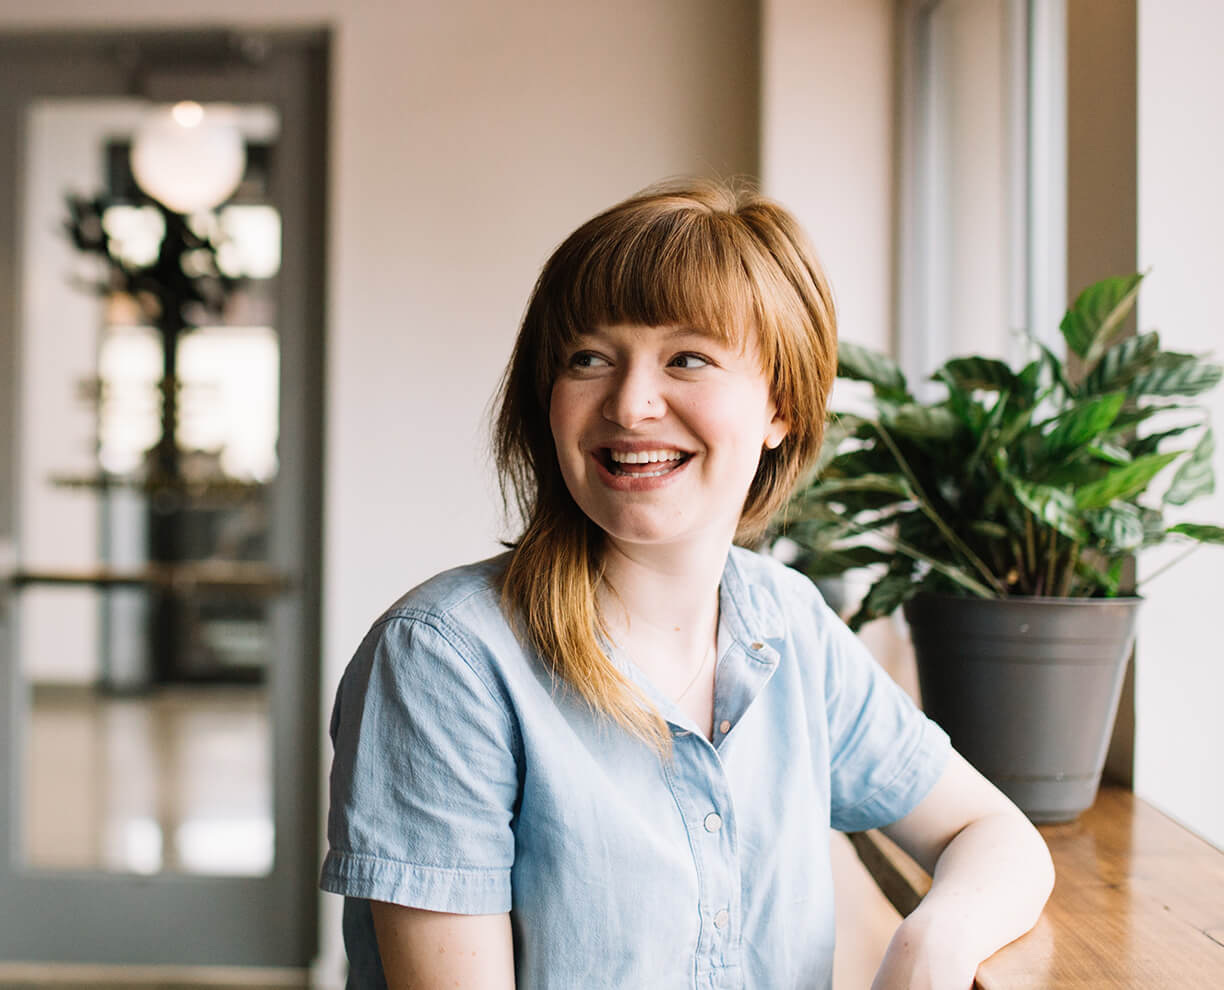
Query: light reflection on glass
97,324,280,481
217,205,282,279
104,817,164,875
176,819,274,875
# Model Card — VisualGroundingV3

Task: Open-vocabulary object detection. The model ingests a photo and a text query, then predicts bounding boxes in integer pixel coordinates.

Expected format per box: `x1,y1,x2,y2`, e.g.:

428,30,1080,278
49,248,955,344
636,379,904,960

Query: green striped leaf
965,395,1012,471
1041,392,1125,456
1017,359,1042,398
837,341,910,399
1040,461,1112,488
934,356,1024,395
847,567,920,631
1010,480,1089,542
1031,336,1073,396
1080,332,1160,395
880,403,964,441
1060,273,1144,359
1075,451,1181,510
1139,507,1167,547
1165,428,1215,506
1085,504,1146,552
796,546,894,578
823,447,900,479
1168,523,1224,544
1087,442,1132,466
804,473,911,499
1129,423,1199,457
1128,353,1223,397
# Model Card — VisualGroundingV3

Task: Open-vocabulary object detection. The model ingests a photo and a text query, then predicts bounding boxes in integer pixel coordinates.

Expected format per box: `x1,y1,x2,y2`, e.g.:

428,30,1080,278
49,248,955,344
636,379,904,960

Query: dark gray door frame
0,29,327,967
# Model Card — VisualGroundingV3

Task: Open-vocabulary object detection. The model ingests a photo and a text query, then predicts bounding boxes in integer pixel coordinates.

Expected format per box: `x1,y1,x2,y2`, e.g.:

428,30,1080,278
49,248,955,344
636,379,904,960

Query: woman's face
548,323,788,556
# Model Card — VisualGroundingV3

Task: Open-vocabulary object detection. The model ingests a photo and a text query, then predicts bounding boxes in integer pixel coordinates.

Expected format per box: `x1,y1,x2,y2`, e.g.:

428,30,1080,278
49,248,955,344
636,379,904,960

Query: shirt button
703,812,722,833
713,908,730,930
718,719,731,734
750,641,764,651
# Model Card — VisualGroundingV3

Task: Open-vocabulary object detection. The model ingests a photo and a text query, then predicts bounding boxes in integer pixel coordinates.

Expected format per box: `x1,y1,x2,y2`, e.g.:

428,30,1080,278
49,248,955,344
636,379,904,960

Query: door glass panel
17,97,282,876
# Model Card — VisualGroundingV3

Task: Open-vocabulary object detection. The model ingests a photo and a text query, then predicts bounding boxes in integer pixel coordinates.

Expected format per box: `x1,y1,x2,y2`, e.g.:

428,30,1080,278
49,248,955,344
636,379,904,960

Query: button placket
662,735,740,981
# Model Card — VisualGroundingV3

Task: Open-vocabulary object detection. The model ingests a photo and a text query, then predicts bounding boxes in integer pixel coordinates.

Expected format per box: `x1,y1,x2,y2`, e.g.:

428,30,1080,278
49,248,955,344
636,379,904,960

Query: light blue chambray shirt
321,547,950,989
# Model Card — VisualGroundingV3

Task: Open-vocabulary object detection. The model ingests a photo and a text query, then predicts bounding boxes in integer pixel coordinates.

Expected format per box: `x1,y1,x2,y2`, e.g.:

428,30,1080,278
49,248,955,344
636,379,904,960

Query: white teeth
609,449,686,465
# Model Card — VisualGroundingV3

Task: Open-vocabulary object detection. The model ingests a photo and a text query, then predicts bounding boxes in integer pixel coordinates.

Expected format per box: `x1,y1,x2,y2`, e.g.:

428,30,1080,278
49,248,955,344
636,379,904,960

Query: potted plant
772,274,1223,822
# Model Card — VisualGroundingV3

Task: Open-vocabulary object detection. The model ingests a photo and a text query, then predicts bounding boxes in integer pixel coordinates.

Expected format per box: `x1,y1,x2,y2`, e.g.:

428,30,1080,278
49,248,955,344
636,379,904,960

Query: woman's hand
871,752,1055,990
371,901,515,990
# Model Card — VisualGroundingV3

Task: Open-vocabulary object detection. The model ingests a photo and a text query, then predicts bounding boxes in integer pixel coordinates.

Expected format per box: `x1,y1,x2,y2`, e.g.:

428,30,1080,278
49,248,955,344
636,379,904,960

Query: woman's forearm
872,753,1055,989
874,810,1054,988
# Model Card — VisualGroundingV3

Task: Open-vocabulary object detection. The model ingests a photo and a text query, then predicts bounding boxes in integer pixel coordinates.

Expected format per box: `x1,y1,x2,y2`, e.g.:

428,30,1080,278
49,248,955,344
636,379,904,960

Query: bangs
537,202,770,369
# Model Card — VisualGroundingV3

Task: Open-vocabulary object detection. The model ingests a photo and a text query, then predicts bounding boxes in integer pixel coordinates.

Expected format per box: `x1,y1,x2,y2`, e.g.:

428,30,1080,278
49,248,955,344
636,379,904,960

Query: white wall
760,0,895,356
1135,0,1224,851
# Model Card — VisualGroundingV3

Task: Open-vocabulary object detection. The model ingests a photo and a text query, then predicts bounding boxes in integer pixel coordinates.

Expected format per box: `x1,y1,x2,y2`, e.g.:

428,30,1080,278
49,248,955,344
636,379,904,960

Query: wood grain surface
849,787,1224,988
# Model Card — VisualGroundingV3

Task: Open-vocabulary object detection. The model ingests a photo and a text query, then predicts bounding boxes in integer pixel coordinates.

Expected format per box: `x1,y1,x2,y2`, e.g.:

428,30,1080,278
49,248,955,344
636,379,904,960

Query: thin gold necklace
674,640,716,702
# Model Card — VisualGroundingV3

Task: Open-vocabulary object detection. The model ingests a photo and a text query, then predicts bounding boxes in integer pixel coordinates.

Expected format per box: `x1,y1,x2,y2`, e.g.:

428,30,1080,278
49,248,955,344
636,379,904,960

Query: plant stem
1045,528,1059,597
1059,543,1080,596
1024,513,1037,591
872,422,1007,595
1135,542,1203,589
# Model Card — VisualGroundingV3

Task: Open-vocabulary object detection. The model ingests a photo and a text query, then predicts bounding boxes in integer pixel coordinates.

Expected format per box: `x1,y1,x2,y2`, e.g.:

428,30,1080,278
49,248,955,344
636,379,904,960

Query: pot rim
905,592,1144,608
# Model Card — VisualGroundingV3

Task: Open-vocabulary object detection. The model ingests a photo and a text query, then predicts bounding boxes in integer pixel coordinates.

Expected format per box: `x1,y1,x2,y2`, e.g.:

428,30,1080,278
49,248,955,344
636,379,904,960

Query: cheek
548,385,573,446
548,384,588,473
691,391,777,454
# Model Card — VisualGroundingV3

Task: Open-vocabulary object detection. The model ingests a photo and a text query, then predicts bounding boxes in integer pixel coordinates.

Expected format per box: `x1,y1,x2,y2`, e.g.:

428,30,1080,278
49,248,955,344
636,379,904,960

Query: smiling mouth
599,448,692,478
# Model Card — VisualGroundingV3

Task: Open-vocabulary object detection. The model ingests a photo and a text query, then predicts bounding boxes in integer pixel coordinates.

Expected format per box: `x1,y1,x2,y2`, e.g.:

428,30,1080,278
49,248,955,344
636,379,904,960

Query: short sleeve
820,606,951,833
320,612,520,914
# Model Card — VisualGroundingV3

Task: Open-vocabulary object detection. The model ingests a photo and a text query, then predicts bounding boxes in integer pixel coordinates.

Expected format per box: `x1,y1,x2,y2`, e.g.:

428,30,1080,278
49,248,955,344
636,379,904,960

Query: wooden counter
848,786,1224,988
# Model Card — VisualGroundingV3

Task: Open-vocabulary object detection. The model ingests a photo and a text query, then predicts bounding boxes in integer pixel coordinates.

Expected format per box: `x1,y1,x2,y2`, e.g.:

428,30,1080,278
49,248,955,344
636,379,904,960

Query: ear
764,409,789,450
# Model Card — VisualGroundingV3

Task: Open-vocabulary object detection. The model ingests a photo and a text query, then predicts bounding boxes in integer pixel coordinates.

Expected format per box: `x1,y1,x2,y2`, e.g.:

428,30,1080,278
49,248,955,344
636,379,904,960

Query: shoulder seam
371,606,524,762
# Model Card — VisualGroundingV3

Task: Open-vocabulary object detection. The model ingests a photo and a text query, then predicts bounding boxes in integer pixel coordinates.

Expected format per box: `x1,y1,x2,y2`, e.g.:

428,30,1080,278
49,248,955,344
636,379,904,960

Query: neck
597,536,730,662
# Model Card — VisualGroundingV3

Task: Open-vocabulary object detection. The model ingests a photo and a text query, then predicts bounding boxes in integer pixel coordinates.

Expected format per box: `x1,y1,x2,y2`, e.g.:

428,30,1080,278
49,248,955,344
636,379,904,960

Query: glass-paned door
0,32,325,967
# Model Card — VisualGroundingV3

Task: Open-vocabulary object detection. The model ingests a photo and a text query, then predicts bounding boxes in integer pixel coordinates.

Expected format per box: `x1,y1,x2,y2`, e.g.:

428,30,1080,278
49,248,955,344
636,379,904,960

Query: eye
567,350,611,370
668,352,711,370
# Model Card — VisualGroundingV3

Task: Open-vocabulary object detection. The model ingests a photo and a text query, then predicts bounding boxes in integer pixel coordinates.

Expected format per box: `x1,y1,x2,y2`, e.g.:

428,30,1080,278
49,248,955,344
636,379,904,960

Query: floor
0,975,306,990
24,685,272,876
0,979,305,990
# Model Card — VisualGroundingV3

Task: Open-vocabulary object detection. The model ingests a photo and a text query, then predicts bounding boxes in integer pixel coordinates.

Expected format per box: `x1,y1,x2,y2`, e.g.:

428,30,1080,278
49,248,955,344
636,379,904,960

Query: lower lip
592,453,691,491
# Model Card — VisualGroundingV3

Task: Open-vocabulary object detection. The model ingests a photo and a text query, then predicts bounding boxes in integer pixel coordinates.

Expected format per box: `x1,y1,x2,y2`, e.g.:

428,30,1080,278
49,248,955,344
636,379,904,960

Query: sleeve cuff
320,850,512,914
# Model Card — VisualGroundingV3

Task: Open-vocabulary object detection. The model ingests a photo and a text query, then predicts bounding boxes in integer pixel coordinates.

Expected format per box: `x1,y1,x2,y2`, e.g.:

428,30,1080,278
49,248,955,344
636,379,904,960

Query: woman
321,180,1054,989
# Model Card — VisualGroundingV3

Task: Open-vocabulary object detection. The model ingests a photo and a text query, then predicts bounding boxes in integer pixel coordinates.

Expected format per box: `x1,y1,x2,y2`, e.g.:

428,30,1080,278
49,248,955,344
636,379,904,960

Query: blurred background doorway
0,30,326,968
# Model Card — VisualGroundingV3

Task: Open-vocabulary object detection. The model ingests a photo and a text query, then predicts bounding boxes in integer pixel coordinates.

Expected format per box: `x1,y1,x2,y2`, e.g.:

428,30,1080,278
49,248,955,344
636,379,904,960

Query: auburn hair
494,178,838,747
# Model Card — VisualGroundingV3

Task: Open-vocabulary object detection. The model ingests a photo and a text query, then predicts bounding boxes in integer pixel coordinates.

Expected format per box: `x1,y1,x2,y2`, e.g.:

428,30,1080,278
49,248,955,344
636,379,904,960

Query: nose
602,362,665,428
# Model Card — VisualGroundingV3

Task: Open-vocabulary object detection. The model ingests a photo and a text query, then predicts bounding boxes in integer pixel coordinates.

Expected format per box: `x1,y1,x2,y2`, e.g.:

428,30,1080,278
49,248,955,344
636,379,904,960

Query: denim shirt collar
610,547,786,739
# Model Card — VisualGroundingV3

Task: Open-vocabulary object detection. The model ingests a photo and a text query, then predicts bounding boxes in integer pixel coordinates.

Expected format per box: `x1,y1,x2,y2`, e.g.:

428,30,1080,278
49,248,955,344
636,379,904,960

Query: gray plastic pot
902,594,1141,824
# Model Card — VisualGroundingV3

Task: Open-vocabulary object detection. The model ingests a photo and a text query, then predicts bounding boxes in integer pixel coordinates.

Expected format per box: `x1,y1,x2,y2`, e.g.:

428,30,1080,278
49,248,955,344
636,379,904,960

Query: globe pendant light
130,101,246,214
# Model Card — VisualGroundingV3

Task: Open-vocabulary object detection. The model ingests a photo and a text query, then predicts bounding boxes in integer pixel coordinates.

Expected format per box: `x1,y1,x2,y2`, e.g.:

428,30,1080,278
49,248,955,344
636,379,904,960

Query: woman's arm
872,751,1055,990
371,902,516,990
